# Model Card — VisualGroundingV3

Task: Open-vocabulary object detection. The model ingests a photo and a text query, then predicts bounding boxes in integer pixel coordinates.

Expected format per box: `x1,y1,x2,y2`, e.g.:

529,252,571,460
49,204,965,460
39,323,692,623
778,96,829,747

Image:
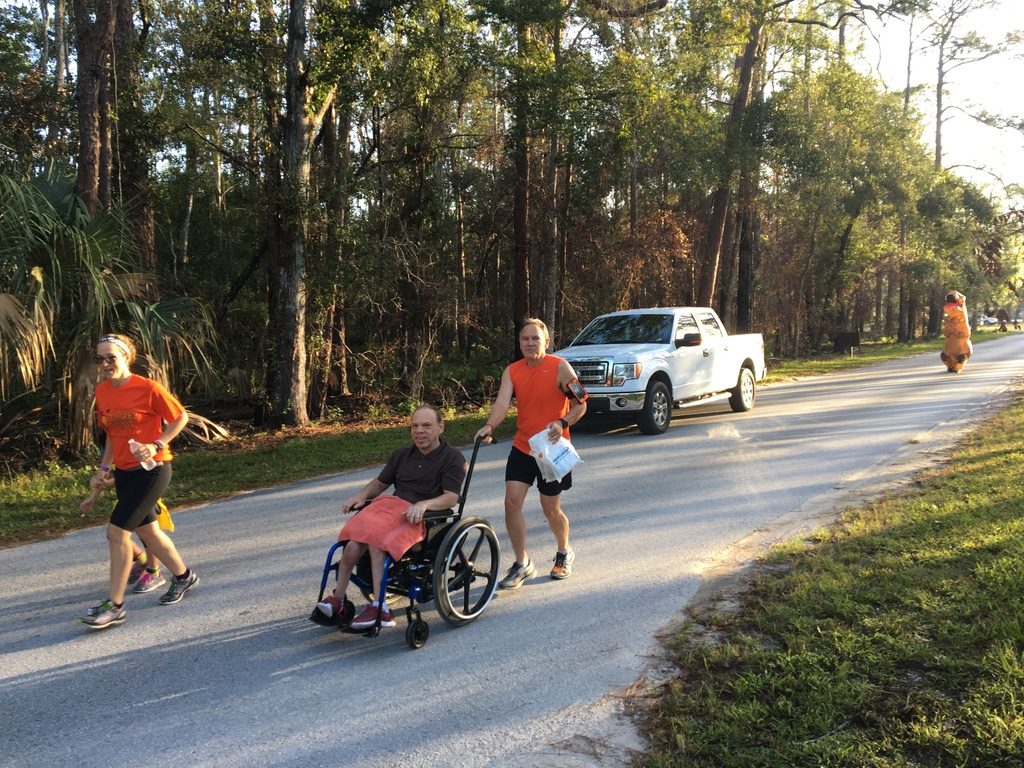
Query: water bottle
128,439,157,471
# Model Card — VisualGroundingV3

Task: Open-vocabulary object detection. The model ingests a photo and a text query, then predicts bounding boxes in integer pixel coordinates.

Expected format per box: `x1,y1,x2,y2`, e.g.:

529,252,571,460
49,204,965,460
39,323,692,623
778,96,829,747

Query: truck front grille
572,360,608,387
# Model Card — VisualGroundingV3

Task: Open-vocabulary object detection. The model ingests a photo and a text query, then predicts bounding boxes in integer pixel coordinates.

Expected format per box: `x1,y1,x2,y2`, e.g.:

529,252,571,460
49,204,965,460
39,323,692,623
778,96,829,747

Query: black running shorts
110,463,172,532
505,446,572,497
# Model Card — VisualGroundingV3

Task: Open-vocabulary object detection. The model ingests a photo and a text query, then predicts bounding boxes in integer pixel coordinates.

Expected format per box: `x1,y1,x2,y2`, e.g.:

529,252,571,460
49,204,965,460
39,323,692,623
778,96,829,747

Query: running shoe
127,561,147,586
316,595,343,618
132,570,167,594
159,571,199,605
81,600,126,629
550,548,575,580
499,559,536,589
349,604,396,629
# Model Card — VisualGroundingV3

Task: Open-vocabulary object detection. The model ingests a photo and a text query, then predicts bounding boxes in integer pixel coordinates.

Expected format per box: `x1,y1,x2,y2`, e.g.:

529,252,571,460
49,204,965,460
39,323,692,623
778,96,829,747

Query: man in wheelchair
314,405,467,629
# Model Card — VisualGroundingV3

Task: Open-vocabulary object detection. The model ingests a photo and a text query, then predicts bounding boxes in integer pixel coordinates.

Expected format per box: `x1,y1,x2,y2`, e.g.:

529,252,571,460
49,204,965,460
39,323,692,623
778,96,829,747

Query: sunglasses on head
93,355,120,365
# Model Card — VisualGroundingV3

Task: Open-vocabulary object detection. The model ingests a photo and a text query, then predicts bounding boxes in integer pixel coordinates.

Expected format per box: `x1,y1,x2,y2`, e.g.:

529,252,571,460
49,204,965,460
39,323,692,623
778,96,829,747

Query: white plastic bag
528,428,582,483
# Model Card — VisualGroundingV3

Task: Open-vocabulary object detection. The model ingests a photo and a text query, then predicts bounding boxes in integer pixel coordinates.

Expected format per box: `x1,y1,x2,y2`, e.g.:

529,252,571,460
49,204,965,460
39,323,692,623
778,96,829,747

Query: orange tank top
509,355,570,454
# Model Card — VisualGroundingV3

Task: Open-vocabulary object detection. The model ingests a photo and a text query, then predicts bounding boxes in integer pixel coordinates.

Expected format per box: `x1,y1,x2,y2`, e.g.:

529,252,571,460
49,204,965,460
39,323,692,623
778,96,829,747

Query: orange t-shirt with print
509,354,570,454
95,374,185,470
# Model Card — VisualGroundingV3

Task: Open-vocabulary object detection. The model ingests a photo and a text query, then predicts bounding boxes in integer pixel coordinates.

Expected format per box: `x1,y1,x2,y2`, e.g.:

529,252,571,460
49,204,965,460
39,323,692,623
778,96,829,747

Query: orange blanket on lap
338,495,425,560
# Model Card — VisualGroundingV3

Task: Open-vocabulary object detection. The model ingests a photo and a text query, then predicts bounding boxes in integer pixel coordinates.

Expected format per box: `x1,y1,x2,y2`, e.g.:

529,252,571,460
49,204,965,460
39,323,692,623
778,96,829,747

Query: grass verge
0,327,1012,546
0,412,514,546
763,325,1009,383
641,398,1024,767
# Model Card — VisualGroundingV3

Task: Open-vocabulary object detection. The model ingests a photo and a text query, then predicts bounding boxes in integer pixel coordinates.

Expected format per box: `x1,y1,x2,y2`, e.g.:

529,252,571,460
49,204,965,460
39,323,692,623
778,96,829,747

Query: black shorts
505,446,572,497
111,463,172,532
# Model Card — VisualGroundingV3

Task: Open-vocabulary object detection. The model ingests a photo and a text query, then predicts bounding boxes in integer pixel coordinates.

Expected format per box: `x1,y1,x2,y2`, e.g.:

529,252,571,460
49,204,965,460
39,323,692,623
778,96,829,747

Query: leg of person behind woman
135,522,186,576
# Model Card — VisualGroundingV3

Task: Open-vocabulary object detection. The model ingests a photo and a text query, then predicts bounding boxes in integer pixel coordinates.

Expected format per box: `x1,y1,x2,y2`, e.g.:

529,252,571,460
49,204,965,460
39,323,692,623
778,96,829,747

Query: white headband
98,335,131,356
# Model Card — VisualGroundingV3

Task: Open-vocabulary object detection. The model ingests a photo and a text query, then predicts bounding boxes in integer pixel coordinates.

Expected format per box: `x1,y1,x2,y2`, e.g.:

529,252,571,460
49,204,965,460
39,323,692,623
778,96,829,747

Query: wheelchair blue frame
311,436,500,649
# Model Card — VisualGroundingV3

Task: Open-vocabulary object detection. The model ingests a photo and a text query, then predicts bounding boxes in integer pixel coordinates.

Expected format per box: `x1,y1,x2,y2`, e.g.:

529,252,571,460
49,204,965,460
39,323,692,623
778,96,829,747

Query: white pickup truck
554,307,767,434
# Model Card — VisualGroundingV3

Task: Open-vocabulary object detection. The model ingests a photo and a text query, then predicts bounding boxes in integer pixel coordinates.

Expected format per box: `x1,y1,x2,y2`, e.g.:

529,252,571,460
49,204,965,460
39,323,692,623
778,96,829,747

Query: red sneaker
350,604,396,629
316,594,342,618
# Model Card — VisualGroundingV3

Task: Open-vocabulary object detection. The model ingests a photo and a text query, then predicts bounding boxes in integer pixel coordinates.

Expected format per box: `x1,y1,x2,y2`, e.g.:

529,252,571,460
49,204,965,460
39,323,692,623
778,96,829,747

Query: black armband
565,378,589,403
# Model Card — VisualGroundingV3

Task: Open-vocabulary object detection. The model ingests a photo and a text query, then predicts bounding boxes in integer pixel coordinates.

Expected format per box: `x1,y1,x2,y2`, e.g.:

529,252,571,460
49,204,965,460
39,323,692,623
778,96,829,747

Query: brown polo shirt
377,439,466,504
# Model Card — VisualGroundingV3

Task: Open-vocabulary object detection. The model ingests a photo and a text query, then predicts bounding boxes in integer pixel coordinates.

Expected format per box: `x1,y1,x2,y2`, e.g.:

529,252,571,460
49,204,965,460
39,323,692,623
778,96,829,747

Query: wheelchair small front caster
406,619,429,649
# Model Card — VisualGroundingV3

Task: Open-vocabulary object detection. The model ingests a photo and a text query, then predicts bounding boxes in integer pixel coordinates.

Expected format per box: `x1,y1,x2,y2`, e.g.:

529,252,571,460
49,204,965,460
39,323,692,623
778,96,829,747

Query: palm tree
1,170,218,458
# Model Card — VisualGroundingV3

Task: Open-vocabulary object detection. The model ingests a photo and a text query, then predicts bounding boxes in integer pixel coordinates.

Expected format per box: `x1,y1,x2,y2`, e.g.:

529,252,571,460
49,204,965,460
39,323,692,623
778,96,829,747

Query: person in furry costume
940,291,972,373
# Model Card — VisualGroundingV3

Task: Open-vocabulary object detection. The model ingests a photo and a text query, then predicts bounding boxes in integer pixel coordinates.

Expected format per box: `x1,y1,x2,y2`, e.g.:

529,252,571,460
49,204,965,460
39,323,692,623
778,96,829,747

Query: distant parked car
979,316,998,326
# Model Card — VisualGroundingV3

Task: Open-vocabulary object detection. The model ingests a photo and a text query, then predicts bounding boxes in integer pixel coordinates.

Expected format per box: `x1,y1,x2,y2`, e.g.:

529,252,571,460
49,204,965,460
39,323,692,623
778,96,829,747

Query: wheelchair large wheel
432,516,500,627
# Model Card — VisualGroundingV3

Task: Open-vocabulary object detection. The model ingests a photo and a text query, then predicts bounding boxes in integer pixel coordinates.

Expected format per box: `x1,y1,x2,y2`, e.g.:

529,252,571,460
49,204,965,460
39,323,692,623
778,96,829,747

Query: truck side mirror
676,333,702,348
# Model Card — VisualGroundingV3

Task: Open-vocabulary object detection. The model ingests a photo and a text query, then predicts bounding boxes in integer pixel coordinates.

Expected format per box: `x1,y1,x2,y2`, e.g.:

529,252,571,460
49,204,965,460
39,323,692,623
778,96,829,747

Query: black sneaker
159,571,199,605
499,559,536,589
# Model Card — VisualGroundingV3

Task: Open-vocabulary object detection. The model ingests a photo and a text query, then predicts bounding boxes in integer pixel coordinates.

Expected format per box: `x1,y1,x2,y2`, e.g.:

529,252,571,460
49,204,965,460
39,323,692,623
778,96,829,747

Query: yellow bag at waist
156,498,174,532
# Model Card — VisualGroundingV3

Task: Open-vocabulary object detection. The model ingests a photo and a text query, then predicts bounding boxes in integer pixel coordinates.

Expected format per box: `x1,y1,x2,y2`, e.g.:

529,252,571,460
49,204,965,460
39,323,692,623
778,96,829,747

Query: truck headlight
611,363,642,386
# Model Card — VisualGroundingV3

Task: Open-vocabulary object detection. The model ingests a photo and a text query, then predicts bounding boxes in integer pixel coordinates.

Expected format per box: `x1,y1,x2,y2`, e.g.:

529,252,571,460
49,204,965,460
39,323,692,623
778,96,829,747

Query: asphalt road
4,336,1024,768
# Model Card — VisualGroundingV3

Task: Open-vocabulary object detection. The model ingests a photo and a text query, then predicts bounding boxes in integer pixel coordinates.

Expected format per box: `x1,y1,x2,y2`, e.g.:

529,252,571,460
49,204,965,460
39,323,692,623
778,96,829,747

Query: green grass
763,325,1011,383
764,338,944,382
0,329,1013,546
642,400,1024,767
0,412,515,546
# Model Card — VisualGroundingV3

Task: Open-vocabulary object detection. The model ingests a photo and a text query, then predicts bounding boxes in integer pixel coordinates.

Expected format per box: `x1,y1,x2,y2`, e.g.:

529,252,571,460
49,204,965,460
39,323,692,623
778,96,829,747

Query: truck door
695,310,734,391
669,312,714,400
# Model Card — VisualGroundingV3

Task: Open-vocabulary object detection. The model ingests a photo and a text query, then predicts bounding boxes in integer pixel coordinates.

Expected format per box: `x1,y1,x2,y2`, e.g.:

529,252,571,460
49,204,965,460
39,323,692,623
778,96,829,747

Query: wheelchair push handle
455,435,487,518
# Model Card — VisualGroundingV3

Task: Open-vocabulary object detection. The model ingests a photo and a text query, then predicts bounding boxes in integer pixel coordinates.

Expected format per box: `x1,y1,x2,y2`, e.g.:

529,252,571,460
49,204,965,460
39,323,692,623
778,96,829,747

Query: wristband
559,418,569,429
153,439,165,452
99,464,111,473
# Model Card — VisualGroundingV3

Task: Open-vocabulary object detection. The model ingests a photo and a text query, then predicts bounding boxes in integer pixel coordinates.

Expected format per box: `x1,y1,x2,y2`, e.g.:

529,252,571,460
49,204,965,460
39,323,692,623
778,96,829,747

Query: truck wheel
729,368,755,412
636,380,671,434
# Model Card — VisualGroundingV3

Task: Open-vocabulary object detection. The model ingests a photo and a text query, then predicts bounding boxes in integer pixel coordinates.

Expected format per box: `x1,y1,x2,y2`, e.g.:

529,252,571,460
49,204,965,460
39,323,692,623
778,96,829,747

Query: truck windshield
570,314,672,345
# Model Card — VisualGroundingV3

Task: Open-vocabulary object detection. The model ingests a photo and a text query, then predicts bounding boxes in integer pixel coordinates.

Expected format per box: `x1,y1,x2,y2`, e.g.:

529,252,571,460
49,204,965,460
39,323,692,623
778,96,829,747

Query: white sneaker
499,559,536,589
550,548,575,580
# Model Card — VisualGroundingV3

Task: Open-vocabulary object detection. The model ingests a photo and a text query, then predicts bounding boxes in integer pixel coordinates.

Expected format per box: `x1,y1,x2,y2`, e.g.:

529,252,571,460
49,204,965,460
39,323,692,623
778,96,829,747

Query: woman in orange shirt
81,334,198,629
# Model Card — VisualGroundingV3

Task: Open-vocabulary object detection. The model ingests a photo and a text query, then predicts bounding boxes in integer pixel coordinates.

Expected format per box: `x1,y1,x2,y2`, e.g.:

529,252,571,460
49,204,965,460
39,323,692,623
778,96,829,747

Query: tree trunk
45,0,69,154
71,0,116,216
697,18,762,306
511,23,531,339
271,0,312,427
176,137,196,273
455,175,469,356
98,62,112,210
310,103,353,416
114,0,156,270
259,0,283,412
308,104,338,420
935,36,945,168
539,132,560,333
555,152,573,337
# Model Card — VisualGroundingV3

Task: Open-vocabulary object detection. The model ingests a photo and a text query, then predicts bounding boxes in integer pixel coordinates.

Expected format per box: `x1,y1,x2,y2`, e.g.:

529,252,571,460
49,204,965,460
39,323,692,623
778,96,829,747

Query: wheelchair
309,436,500,649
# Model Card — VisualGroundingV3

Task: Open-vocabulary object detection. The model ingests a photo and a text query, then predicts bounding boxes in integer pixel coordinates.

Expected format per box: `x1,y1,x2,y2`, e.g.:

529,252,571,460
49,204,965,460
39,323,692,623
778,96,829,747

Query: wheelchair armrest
423,508,457,523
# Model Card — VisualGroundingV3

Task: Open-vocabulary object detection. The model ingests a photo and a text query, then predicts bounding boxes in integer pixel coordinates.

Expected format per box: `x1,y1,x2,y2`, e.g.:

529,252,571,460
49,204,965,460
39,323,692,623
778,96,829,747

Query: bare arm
341,478,389,514
161,410,190,444
132,410,191,464
545,360,588,441
475,365,515,441
89,440,115,491
404,490,461,523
